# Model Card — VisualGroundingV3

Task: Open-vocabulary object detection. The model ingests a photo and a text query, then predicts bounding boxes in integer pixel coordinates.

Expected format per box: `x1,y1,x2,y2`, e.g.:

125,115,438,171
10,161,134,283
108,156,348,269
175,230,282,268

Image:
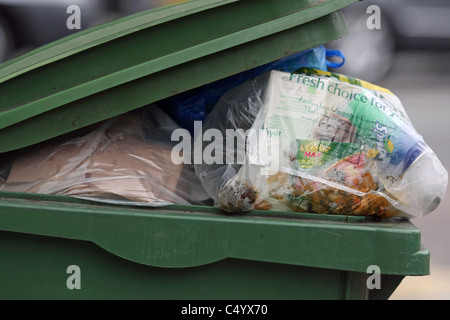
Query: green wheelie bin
0,0,429,300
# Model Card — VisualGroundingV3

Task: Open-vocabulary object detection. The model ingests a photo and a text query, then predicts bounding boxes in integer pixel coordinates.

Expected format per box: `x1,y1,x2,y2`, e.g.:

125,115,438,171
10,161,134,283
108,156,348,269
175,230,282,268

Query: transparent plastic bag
1,105,210,206
194,68,448,219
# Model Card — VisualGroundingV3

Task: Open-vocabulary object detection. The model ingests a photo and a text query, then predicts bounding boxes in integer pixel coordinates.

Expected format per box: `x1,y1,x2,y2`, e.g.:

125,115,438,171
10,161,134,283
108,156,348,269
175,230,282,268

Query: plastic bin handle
326,48,345,69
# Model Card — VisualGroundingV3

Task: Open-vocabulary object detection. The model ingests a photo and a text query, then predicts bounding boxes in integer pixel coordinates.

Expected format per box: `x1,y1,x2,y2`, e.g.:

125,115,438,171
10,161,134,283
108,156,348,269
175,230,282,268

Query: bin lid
0,0,358,153
0,192,429,276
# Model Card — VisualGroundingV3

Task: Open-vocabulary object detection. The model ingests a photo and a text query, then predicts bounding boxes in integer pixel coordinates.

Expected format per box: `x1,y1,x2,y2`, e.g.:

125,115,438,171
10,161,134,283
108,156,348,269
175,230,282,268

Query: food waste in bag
1,105,210,206
194,68,448,219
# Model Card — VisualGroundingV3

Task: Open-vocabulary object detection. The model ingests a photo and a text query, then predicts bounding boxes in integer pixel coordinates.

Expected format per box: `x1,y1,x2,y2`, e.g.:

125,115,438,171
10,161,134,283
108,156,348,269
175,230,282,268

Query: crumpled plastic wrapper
194,69,448,219
1,105,210,207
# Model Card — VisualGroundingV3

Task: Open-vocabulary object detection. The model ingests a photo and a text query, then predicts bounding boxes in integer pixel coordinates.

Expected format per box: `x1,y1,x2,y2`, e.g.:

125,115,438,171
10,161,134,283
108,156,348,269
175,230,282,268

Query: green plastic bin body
0,0,429,300
0,194,429,300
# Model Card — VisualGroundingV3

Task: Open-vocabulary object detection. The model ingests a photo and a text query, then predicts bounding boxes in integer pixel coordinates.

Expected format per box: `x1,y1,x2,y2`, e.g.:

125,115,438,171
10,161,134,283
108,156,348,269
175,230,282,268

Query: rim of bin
0,192,430,276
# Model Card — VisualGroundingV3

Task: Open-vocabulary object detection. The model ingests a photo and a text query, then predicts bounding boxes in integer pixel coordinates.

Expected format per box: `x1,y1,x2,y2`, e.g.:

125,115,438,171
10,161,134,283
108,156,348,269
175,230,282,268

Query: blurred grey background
0,0,448,299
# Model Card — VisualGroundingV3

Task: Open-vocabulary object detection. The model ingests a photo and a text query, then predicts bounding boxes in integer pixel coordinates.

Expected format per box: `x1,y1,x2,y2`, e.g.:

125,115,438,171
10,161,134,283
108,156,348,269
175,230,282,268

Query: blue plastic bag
157,45,345,135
